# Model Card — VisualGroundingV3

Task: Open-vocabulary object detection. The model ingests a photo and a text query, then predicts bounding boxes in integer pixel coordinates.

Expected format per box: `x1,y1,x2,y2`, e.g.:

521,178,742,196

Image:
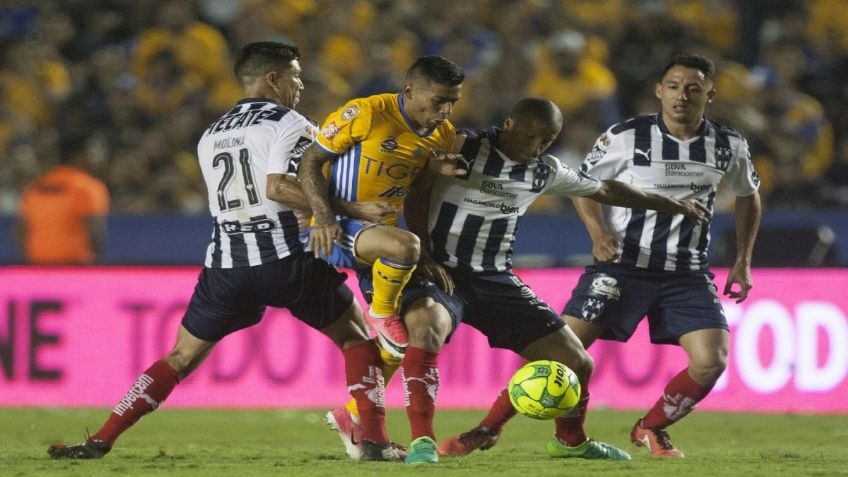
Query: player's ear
707,88,716,103
402,83,414,100
265,71,278,88
655,83,663,99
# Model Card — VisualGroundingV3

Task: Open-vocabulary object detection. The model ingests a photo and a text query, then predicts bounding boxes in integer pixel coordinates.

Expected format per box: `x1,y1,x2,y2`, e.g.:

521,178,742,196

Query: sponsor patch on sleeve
585,144,605,164
290,136,313,157
584,133,611,165
321,121,340,140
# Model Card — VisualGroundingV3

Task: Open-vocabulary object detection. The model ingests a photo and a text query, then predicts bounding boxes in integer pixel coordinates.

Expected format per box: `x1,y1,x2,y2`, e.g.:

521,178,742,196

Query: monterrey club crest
531,163,551,192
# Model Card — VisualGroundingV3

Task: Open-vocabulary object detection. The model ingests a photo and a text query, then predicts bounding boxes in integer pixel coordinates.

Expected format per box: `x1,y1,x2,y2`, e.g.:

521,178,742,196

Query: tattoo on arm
298,146,337,225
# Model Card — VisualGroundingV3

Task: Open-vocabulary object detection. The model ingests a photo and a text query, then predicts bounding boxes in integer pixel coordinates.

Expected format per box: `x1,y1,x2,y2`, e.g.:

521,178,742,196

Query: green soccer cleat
404,436,439,464
546,437,631,461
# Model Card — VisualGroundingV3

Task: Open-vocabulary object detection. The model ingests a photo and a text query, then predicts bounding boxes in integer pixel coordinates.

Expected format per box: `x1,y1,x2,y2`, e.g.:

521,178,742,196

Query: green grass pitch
2,408,846,476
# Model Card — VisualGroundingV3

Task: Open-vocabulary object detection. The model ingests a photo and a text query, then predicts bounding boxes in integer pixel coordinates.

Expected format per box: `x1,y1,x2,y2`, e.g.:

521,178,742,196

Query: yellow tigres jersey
316,93,456,225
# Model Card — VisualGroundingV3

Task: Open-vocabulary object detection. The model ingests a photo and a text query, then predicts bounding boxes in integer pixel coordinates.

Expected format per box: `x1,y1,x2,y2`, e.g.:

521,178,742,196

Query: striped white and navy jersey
197,98,316,268
429,127,601,272
581,113,760,272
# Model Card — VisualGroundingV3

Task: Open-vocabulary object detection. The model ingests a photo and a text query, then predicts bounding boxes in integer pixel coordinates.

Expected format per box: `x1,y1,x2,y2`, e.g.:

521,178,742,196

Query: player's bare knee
382,230,420,263
690,355,727,384
321,308,370,348
569,351,594,383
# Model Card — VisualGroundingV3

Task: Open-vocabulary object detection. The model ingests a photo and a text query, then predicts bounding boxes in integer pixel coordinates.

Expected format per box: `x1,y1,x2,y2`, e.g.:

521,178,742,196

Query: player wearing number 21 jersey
198,99,316,268
47,42,398,462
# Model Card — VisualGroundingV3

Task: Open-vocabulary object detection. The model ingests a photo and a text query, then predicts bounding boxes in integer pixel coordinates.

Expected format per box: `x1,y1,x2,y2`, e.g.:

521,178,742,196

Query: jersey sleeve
315,98,373,154
543,155,602,197
723,137,761,196
579,127,626,180
267,114,316,176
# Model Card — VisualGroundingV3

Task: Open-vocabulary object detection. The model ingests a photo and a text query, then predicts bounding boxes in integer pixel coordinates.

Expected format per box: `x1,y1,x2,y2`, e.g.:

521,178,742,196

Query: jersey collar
397,94,437,138
488,126,543,165
488,126,502,147
236,97,270,105
656,113,708,140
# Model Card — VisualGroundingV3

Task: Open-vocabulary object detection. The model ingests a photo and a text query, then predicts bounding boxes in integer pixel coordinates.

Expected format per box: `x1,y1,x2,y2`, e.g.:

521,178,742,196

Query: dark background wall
2,211,844,267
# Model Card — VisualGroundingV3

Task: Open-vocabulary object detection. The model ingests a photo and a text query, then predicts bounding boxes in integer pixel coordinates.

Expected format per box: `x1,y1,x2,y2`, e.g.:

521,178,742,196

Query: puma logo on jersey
635,148,651,161
377,185,407,198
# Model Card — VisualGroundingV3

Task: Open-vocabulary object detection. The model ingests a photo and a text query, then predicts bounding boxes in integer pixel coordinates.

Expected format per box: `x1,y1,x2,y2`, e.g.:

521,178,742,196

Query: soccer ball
507,360,581,420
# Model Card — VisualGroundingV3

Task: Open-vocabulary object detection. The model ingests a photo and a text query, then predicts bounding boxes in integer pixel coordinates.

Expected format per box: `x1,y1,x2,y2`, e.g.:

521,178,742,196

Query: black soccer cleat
360,439,407,461
48,439,111,459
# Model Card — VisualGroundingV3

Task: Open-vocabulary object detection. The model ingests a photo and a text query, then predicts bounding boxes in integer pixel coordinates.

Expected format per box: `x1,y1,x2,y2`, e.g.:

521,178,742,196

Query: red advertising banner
1,267,845,413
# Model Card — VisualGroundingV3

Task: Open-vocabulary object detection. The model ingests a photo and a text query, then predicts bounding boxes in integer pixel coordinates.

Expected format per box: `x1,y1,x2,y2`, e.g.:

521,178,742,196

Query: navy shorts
324,217,381,302
182,253,354,342
326,217,379,269
400,268,565,353
562,263,728,345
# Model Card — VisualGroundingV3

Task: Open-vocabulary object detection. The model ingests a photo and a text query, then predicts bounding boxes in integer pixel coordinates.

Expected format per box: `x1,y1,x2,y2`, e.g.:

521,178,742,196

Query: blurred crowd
1,0,847,214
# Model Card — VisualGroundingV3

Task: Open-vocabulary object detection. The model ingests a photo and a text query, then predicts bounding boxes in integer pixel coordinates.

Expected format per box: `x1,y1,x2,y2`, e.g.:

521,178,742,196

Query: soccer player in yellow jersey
299,56,465,359
298,56,464,462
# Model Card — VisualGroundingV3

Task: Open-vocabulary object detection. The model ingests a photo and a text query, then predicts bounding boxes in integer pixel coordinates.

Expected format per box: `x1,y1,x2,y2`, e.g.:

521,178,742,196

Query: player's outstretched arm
724,192,761,303
298,145,341,257
571,196,619,262
588,180,711,225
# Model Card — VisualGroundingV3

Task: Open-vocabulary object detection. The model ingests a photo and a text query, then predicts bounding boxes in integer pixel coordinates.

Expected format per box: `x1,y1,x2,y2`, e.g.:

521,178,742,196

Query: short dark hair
509,98,562,124
234,42,300,82
661,53,715,81
406,56,465,86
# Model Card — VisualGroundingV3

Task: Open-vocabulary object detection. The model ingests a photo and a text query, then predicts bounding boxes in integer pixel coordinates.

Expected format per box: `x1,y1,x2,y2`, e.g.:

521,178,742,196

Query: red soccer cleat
325,407,364,460
364,307,408,358
437,425,500,457
631,419,685,458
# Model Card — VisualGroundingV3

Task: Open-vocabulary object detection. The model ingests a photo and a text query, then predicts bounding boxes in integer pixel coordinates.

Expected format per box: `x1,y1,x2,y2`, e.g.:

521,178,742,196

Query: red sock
401,347,439,440
343,341,389,445
641,368,713,429
554,390,590,446
480,388,517,433
92,359,180,446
